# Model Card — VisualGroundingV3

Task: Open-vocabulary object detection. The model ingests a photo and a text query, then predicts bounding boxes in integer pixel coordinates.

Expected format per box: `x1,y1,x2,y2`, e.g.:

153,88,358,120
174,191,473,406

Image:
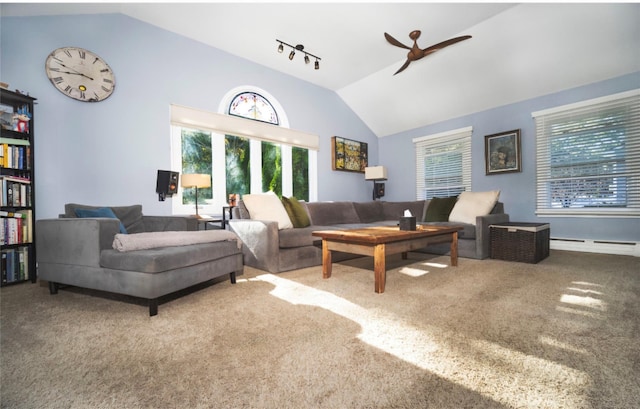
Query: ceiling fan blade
384,32,411,50
393,60,412,75
422,35,472,57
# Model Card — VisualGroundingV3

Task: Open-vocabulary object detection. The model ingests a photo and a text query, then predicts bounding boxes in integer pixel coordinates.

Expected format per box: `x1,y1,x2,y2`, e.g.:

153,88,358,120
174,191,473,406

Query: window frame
413,126,472,200
532,89,640,218
170,86,318,215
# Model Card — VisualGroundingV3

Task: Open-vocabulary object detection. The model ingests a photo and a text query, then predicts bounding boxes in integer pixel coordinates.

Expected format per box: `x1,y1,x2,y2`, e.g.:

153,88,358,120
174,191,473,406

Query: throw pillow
424,196,458,222
242,192,293,230
74,207,128,234
281,197,311,228
448,190,500,226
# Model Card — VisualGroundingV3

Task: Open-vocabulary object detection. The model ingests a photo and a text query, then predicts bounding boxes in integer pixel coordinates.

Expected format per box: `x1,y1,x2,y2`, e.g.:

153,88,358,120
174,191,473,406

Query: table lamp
181,173,211,218
364,166,387,200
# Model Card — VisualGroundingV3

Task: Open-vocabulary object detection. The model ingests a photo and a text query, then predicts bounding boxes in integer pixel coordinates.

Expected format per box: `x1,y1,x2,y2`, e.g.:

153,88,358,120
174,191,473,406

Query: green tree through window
181,128,212,204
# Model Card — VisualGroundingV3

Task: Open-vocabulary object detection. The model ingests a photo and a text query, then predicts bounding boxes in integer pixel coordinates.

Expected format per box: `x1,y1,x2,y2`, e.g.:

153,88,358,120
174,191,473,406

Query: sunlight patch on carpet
538,335,590,355
560,294,608,312
399,261,447,277
254,273,591,409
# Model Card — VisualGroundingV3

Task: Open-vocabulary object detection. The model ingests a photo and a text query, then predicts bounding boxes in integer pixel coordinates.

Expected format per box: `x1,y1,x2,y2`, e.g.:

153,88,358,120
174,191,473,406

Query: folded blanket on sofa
113,230,242,252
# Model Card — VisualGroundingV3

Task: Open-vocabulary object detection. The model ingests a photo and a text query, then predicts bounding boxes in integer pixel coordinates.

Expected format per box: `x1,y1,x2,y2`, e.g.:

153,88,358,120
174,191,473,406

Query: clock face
45,47,116,102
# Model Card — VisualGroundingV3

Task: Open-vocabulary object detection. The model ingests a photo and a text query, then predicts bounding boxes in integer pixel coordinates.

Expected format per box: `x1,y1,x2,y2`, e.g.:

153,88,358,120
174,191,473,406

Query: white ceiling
3,2,639,137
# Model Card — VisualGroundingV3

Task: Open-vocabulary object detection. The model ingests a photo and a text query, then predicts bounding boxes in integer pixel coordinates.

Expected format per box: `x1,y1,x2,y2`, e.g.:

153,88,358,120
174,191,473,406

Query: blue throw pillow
74,207,128,234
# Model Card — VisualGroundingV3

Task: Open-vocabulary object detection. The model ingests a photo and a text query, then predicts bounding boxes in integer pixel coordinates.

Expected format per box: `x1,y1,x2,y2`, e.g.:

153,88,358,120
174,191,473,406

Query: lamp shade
365,166,387,181
181,173,211,188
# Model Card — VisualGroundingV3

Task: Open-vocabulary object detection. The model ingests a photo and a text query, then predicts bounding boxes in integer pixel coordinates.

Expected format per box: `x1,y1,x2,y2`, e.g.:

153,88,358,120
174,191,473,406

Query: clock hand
55,62,94,80
59,70,94,79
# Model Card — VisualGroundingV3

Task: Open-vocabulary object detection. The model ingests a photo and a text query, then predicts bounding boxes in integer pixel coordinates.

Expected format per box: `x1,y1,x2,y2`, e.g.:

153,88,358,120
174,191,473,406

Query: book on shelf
1,140,31,170
0,209,31,245
1,247,29,284
0,176,31,207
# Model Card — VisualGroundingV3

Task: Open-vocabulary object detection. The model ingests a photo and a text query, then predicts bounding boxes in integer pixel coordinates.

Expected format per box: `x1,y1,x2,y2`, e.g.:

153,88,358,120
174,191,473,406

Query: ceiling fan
384,30,472,75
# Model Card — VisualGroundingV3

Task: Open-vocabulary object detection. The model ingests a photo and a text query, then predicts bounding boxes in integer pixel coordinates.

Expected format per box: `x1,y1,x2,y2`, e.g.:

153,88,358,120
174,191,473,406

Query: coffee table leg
450,231,458,267
374,244,386,293
322,239,332,279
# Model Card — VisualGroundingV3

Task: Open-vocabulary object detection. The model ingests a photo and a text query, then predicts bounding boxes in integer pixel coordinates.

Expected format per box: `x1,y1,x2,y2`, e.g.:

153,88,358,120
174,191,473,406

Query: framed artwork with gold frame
331,136,368,173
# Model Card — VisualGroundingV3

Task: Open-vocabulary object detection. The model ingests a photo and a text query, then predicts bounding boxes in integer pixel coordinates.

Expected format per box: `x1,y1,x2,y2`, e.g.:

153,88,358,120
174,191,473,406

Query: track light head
288,50,295,60
277,43,284,53
304,54,310,64
315,59,320,70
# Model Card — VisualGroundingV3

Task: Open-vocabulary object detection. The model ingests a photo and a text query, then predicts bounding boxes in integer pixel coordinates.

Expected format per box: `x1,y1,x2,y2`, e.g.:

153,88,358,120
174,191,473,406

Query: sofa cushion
306,201,360,225
449,190,500,226
281,197,311,228
65,203,145,233
381,201,426,221
424,196,458,222
353,201,384,223
235,200,250,219
422,221,476,239
100,240,241,273
74,207,128,234
242,192,293,230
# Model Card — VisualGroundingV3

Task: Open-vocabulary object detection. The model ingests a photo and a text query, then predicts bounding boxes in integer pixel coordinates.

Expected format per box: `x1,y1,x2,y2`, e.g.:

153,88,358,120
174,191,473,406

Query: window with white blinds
533,89,640,217
413,126,472,199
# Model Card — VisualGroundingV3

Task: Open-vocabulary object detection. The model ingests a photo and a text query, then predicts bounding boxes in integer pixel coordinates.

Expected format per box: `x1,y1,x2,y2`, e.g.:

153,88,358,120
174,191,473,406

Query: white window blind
533,89,640,217
414,126,472,199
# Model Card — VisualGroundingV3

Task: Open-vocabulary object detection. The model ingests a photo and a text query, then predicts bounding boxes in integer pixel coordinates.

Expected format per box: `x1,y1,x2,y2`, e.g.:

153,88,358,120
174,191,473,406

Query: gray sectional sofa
36,204,243,316
230,199,509,273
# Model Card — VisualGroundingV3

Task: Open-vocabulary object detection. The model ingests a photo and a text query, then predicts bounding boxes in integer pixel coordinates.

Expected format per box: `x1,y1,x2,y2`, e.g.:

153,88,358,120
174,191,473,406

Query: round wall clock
45,47,116,102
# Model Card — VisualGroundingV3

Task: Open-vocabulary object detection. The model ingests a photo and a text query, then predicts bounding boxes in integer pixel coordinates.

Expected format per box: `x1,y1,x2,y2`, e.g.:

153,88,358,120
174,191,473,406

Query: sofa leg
149,299,158,316
48,281,59,295
230,271,237,284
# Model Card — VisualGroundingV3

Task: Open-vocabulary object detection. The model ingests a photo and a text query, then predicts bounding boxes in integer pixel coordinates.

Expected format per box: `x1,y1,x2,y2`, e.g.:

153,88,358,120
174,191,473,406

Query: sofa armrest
36,218,120,268
142,215,198,232
228,219,280,273
475,213,510,259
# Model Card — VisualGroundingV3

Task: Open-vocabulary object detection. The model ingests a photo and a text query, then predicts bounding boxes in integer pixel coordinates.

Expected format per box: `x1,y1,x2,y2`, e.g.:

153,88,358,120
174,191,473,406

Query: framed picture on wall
331,136,368,173
485,129,521,175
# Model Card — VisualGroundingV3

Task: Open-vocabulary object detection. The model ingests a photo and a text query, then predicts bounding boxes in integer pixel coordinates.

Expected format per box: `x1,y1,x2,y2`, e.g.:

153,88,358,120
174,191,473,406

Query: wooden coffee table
312,225,462,293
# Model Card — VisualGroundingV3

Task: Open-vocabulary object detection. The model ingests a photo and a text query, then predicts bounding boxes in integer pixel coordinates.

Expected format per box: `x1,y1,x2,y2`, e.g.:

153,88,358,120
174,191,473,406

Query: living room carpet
1,250,639,409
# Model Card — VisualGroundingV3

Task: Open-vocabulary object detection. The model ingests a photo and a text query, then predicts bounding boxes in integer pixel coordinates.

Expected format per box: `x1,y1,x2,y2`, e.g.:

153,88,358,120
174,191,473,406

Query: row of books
0,176,31,207
1,137,31,170
1,210,32,245
1,247,30,284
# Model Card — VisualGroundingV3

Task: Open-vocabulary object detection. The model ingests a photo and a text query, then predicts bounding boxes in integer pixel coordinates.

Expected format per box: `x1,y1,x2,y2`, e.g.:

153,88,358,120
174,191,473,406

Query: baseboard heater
550,237,640,257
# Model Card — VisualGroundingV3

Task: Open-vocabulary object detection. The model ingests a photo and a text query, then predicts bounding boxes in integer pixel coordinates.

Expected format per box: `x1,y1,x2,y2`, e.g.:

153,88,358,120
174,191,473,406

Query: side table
490,222,550,263
221,205,236,229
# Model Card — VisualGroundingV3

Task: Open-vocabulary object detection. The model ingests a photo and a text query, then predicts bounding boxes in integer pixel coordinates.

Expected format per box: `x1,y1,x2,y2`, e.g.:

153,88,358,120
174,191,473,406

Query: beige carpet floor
1,250,639,409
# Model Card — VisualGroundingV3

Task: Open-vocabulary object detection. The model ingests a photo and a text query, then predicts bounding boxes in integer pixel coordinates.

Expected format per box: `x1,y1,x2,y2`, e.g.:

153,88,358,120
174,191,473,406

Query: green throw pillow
424,196,458,222
281,197,311,228
75,207,128,234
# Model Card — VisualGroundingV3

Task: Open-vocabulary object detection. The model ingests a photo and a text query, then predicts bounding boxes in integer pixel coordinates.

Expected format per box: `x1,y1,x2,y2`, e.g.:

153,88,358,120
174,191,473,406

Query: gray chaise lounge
36,204,243,316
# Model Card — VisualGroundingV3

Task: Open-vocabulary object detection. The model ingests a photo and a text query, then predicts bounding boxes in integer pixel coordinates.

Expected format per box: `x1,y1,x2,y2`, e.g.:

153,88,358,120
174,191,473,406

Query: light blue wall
379,72,640,242
0,14,378,219
2,13,638,243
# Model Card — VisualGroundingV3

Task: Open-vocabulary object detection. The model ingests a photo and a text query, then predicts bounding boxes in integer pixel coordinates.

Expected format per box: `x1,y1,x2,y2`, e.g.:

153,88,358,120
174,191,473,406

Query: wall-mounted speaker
156,170,179,201
374,182,385,199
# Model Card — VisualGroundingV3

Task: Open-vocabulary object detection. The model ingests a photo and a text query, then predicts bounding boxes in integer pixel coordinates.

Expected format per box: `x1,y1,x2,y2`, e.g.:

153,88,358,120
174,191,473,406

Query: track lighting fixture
276,39,321,70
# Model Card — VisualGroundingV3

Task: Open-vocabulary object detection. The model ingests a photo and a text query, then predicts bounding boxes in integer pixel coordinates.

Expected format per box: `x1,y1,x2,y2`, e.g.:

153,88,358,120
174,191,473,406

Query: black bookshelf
1,88,37,286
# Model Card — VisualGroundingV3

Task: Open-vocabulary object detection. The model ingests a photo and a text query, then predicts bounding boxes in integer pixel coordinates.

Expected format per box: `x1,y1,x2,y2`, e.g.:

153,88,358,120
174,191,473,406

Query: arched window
170,87,317,217
229,92,279,124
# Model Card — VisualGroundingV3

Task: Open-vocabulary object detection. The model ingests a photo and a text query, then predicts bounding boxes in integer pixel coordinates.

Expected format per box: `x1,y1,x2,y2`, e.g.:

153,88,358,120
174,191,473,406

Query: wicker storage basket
490,222,550,263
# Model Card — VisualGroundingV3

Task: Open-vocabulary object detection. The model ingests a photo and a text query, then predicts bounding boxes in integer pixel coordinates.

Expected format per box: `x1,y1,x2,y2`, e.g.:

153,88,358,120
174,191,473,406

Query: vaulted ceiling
3,2,639,137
